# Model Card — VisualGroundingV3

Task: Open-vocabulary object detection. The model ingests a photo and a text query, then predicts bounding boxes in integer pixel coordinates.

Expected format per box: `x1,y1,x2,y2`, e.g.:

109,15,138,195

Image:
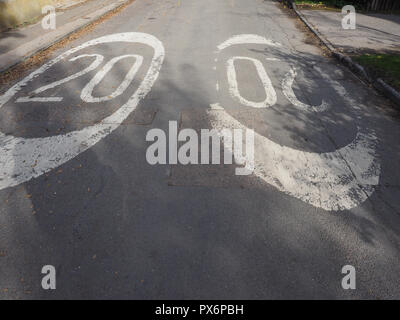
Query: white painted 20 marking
211,34,380,211
16,53,144,104
16,54,105,103
0,32,380,212
0,32,165,190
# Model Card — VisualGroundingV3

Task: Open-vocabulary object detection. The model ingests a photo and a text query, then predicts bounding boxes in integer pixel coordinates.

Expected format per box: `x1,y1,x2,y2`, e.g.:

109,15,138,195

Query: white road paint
15,97,64,103
81,54,144,103
209,108,379,211
210,103,225,110
282,67,329,112
0,33,165,190
227,56,277,108
16,54,104,103
212,34,380,211
217,34,281,51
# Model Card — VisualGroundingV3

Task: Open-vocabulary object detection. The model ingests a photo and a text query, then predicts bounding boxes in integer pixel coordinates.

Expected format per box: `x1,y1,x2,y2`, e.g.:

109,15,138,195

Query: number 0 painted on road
227,56,277,108
81,54,144,103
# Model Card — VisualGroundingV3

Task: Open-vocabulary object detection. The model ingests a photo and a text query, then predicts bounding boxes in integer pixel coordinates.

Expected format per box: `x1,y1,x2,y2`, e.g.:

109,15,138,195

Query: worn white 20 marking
212,34,380,211
0,32,165,190
16,54,104,103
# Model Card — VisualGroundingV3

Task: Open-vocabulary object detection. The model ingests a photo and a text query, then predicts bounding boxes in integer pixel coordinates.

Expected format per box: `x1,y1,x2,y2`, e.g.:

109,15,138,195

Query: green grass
353,54,400,89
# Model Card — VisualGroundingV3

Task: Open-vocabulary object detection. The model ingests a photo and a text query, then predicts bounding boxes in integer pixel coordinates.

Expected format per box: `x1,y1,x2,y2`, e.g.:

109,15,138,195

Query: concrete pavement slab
300,9,400,54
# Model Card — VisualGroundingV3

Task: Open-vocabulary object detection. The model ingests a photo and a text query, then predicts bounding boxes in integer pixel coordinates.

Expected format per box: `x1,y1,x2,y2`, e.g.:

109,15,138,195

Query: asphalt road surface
1,0,400,299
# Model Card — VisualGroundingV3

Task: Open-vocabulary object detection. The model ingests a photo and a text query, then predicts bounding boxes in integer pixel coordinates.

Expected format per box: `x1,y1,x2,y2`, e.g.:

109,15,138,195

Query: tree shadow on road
0,34,400,300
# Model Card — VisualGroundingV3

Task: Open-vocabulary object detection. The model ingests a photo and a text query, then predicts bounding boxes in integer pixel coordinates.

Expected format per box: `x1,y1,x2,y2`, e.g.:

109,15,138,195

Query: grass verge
353,54,400,91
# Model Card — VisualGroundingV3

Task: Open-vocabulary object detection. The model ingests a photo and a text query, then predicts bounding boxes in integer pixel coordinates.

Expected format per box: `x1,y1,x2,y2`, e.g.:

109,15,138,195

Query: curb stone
281,0,400,108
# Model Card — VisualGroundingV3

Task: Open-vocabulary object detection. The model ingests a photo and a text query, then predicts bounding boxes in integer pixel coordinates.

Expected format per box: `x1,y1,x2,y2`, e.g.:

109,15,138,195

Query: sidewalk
299,9,400,54
290,4,400,106
0,0,128,73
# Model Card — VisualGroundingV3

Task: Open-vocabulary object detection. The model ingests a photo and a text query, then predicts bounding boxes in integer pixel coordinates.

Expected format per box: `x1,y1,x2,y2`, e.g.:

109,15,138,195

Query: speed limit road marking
0,32,165,190
210,34,380,211
0,32,381,212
